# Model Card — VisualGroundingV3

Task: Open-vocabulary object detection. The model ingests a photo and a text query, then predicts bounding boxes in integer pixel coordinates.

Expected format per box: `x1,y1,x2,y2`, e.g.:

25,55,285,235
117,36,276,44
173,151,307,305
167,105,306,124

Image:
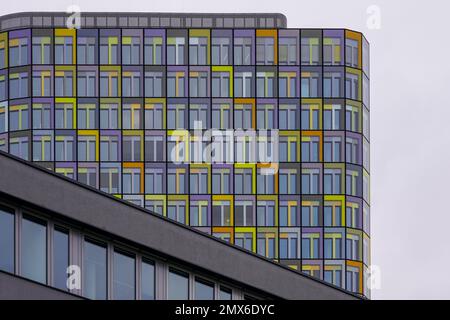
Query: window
256,72,275,97
234,72,253,98
212,72,230,97
346,234,361,261
100,71,119,97
123,104,142,129
212,37,230,65
279,169,298,195
32,71,51,96
189,71,208,98
190,202,208,226
235,201,254,226
324,72,342,98
346,137,360,164
123,168,141,194
257,172,274,194
279,202,298,227
234,37,252,65
256,37,274,65
167,200,186,223
113,251,135,300
167,71,186,97
0,208,14,273
324,136,342,162
324,169,342,194
279,72,297,98
78,135,97,161
195,278,214,300
324,268,342,287
100,135,119,161
257,201,275,226
32,36,51,64
301,72,319,97
55,70,73,96
78,104,97,129
346,39,359,68
141,260,155,300
33,135,52,161
145,72,163,97
100,103,119,129
346,104,360,132
77,37,96,64
53,228,69,291
123,135,141,161
0,40,6,68
122,37,141,65
212,169,231,194
55,103,73,129
301,104,320,130
168,268,189,300
9,37,28,66
234,104,252,129
235,169,253,194
219,287,232,300
189,37,208,65
83,240,107,300
78,71,96,97
167,104,187,129
144,36,163,65
189,104,209,130
279,37,297,65
55,136,74,161
279,104,299,130
301,169,320,194
212,201,231,226
145,103,163,129
21,216,47,284
78,167,97,188
123,71,141,97
324,235,343,259
9,104,29,131
235,233,253,251
9,72,29,99
346,267,360,293
301,37,319,65
145,135,164,162
100,36,119,64
324,37,342,65
55,36,73,64
212,103,232,129
324,104,342,130
302,204,320,226
301,137,320,162
10,136,29,160
0,75,6,101
167,37,185,65
324,204,342,227
190,168,208,194
280,234,298,259
100,167,120,193
301,235,320,259
346,73,359,100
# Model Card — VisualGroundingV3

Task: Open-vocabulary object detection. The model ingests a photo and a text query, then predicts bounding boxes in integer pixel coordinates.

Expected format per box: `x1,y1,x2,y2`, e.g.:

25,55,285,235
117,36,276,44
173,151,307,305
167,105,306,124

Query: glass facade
0,22,370,297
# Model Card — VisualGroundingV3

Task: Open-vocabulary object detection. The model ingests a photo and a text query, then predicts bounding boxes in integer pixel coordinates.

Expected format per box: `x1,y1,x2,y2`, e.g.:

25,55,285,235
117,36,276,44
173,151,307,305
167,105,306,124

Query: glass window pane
0,208,14,273
113,251,135,300
168,268,189,300
83,240,107,300
194,278,214,300
53,228,69,291
21,216,47,284
141,260,155,300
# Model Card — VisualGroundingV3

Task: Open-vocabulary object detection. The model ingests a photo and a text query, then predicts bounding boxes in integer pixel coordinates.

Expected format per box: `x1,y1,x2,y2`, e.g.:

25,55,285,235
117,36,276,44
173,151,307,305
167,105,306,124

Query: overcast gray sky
2,0,449,299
